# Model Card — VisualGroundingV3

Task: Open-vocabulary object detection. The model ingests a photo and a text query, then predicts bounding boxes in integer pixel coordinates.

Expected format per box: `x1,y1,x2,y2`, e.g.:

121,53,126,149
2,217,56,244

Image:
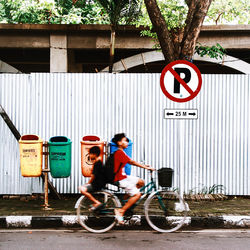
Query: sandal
115,215,124,225
115,209,124,225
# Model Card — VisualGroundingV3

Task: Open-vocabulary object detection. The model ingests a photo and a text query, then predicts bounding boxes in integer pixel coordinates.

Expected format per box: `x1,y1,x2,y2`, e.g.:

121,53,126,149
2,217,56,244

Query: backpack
103,152,122,184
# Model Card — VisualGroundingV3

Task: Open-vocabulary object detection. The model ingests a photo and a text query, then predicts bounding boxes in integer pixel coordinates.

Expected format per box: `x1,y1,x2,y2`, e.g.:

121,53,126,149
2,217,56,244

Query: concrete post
50,34,68,72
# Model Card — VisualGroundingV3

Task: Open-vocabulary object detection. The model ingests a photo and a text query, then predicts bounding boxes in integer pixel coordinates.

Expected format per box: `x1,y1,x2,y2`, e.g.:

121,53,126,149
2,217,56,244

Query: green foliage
138,0,188,50
198,184,225,194
96,0,143,26
205,0,250,25
0,0,58,24
136,0,187,29
1,0,249,25
0,0,141,25
195,43,226,60
0,0,108,24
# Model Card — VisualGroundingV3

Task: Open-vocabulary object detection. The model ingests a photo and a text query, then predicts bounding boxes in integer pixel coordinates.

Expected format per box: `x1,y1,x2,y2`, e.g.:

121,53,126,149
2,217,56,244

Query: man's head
89,146,101,164
112,133,129,149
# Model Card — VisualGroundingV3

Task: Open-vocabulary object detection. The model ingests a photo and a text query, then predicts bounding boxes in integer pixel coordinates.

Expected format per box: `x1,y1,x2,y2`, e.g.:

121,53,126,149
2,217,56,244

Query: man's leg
136,178,145,189
118,192,141,216
122,178,144,202
79,186,101,207
116,176,142,218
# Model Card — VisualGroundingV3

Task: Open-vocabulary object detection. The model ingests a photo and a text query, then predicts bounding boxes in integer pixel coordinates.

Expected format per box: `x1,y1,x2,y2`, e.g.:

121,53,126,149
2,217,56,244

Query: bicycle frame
75,172,165,215
119,171,158,210
132,172,170,215
75,171,187,233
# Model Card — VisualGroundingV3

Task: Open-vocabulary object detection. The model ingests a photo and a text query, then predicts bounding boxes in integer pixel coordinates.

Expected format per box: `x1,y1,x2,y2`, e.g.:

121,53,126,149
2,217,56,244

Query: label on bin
22,149,38,159
51,152,66,161
85,153,94,165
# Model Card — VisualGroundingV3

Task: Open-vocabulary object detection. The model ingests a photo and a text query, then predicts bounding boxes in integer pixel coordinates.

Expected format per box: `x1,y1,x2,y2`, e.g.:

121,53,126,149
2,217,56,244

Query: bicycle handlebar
149,169,154,182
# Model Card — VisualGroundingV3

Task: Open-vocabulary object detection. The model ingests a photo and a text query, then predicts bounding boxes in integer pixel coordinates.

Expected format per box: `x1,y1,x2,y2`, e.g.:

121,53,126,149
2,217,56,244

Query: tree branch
181,0,212,60
144,0,176,63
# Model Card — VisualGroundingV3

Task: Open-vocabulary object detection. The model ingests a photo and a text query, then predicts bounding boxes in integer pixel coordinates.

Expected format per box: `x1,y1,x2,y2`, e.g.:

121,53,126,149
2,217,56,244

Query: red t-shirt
114,150,130,182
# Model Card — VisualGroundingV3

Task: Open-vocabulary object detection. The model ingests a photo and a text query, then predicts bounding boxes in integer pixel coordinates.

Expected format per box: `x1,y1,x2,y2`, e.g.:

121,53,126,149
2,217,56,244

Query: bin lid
49,136,71,145
21,134,39,140
19,134,43,143
82,135,100,141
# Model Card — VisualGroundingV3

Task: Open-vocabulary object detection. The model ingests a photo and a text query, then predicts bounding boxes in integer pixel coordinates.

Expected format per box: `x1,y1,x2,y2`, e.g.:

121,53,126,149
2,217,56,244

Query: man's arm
128,160,155,171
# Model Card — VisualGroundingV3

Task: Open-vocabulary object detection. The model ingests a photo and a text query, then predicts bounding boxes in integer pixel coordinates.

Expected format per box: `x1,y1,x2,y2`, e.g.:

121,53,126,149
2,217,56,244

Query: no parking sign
160,60,202,103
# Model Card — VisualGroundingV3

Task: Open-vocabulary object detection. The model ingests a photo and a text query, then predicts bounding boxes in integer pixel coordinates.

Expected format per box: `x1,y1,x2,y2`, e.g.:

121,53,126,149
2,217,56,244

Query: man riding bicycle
112,133,155,224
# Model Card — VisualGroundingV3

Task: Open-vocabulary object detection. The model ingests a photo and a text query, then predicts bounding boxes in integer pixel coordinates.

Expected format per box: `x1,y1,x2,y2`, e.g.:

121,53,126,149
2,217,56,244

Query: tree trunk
144,0,213,62
144,0,176,64
109,26,116,73
180,0,213,60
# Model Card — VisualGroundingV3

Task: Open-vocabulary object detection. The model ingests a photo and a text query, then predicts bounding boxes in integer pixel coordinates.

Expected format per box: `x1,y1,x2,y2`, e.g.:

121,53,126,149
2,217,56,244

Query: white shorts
119,175,140,197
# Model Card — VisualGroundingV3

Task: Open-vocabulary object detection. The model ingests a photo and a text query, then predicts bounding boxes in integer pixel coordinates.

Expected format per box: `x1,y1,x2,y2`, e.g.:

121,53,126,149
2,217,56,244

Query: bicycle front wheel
76,191,119,233
144,190,188,233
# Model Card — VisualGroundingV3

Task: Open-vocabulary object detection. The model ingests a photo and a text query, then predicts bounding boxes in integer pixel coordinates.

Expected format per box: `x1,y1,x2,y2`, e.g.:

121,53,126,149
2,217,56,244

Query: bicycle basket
158,168,174,187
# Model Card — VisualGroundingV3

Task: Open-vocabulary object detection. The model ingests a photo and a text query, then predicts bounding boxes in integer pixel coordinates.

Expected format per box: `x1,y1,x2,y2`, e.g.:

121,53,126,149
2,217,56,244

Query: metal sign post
160,60,202,203
179,120,185,199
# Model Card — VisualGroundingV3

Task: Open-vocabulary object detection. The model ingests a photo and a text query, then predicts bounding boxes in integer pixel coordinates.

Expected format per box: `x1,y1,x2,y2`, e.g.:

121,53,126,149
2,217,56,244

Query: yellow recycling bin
81,135,104,177
19,134,43,177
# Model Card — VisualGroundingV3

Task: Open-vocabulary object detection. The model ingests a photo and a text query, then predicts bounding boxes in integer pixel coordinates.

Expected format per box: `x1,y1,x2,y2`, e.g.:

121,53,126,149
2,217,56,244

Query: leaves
205,0,250,25
190,184,226,195
0,0,249,25
0,0,108,24
136,0,188,29
96,0,143,26
195,43,226,60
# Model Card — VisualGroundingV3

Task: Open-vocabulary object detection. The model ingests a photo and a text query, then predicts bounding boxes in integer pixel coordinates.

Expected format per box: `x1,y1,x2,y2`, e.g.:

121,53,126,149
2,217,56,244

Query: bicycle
75,169,188,233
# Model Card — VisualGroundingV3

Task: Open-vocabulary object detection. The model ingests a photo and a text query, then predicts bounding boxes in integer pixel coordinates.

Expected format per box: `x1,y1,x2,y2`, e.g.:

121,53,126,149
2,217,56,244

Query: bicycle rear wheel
144,190,188,233
76,191,119,233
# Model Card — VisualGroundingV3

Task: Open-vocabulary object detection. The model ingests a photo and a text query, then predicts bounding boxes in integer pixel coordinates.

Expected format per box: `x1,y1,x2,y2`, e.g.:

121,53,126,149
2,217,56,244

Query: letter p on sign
160,60,202,103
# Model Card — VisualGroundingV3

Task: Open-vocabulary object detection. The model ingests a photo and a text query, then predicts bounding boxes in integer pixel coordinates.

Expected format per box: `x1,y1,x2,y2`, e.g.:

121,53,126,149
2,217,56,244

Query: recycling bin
48,136,72,178
81,135,104,177
110,137,133,175
19,134,43,177
158,168,174,187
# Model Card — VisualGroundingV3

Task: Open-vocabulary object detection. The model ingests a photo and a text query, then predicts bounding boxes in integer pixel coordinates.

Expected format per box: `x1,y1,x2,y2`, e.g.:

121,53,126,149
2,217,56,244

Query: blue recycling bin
110,138,133,175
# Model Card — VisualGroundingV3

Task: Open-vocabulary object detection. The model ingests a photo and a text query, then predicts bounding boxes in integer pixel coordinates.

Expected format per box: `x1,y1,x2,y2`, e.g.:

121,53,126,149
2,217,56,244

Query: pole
42,141,51,210
0,104,21,140
179,120,184,199
104,141,108,162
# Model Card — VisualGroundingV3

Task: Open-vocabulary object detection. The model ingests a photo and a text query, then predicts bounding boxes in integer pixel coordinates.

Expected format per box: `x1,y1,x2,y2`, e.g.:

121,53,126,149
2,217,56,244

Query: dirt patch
0,196,249,217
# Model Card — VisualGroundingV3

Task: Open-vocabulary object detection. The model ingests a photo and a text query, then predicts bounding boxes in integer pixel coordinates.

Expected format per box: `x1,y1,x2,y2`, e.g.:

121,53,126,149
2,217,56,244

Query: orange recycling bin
19,134,43,177
81,135,104,177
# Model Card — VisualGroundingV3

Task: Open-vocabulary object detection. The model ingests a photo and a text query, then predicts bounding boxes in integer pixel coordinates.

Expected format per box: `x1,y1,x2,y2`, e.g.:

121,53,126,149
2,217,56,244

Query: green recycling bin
48,136,72,178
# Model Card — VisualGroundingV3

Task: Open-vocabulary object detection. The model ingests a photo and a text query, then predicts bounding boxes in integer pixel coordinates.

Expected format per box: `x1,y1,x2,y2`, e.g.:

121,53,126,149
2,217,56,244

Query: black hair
89,146,101,156
112,133,128,146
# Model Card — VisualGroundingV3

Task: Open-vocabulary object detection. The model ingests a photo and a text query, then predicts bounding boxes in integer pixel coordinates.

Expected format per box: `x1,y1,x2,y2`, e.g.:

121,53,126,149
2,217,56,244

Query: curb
1,215,250,230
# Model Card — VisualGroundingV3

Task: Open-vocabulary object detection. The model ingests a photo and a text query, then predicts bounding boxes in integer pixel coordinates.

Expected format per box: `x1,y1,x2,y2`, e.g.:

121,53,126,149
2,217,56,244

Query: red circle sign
160,60,202,103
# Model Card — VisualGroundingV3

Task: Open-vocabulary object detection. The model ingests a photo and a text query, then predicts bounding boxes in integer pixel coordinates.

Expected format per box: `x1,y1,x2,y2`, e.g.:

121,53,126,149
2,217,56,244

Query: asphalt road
0,229,249,250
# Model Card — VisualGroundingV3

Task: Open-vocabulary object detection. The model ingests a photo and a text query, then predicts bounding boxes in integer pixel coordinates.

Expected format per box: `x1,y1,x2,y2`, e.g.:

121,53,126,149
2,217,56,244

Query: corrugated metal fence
0,73,249,195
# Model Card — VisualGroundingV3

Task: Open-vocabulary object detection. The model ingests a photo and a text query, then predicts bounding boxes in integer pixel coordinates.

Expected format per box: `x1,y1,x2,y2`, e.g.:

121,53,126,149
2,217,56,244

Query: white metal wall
0,73,249,195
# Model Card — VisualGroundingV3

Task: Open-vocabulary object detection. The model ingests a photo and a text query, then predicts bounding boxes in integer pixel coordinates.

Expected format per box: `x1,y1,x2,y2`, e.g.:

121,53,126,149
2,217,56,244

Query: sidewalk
0,195,250,230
